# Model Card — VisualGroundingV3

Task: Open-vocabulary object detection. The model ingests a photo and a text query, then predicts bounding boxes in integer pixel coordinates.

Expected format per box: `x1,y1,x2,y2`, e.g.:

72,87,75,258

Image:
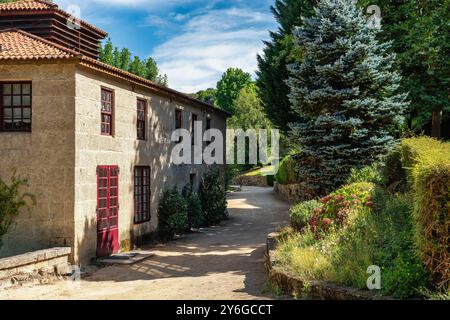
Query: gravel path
0,186,290,300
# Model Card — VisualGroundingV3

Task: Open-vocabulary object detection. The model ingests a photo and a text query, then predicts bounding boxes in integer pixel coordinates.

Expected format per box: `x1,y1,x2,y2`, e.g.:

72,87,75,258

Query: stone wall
73,65,227,265
273,182,305,203
0,247,72,288
0,61,76,259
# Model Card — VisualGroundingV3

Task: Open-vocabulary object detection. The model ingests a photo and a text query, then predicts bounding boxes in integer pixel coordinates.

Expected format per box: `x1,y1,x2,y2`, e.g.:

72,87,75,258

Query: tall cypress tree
288,0,408,195
256,0,316,133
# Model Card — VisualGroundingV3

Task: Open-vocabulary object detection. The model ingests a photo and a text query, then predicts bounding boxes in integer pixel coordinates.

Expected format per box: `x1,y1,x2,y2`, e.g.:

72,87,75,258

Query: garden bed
265,232,385,300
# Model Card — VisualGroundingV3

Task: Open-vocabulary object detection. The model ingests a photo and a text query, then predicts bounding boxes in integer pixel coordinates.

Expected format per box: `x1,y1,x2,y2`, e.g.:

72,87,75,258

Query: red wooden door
96,165,120,257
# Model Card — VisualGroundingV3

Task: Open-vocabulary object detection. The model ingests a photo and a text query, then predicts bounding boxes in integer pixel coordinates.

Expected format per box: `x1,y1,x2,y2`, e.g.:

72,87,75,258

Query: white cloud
151,8,275,93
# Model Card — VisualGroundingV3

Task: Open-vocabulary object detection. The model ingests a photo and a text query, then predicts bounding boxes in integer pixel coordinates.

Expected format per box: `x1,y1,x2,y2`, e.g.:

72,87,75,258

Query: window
191,114,197,146
205,118,212,146
101,88,114,136
175,109,182,129
190,173,197,190
0,82,32,132
134,166,151,224
137,99,147,140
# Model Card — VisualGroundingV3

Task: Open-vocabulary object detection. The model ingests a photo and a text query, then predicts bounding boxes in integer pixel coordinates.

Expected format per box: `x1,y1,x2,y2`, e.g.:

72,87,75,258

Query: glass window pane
13,84,21,95
13,96,21,106
3,84,11,94
13,108,21,118
23,108,31,118
3,108,12,118
22,95,31,106
22,84,31,95
3,96,11,106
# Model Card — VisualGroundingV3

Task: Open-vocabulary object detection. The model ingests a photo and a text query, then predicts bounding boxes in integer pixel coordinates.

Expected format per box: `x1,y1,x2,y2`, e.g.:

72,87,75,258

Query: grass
275,191,434,299
242,166,275,177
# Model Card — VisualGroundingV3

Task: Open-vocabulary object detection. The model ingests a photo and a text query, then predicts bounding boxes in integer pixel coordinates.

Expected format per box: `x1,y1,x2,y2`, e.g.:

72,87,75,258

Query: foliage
228,84,272,130
199,169,228,225
216,68,252,114
274,155,299,185
365,0,450,137
182,184,204,229
346,162,385,185
398,137,450,290
256,0,317,133
157,187,188,241
288,0,408,197
290,200,321,232
309,182,376,237
0,174,35,248
192,88,217,106
99,38,168,86
277,191,432,298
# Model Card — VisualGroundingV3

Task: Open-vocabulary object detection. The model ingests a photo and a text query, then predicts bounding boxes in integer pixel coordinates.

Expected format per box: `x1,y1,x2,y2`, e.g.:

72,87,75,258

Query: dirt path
0,187,290,300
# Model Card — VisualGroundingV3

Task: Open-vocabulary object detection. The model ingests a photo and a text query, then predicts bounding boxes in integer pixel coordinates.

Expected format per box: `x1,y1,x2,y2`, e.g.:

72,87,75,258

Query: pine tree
256,0,317,133
288,0,408,195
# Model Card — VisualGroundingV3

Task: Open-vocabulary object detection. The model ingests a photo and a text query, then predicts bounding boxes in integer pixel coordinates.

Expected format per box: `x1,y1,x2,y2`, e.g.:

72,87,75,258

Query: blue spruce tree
287,0,408,196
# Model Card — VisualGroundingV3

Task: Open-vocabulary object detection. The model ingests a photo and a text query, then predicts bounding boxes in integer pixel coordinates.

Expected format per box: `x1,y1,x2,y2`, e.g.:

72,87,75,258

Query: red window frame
134,166,151,224
101,88,114,136
0,82,32,132
137,99,147,140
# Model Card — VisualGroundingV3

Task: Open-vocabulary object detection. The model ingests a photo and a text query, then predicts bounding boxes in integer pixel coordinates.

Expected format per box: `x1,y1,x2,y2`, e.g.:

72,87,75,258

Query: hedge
397,137,450,290
275,155,300,185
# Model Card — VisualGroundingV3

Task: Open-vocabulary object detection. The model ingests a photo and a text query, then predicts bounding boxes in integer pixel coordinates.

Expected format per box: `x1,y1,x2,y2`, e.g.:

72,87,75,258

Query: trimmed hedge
398,137,450,290
275,155,300,185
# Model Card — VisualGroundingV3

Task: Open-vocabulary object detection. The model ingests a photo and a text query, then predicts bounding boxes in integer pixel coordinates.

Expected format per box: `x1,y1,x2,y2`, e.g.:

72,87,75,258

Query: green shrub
182,184,204,229
275,155,299,185
347,162,385,185
399,137,450,291
290,200,321,232
157,187,188,241
382,147,406,190
277,192,433,299
199,169,228,225
309,182,376,237
0,174,35,248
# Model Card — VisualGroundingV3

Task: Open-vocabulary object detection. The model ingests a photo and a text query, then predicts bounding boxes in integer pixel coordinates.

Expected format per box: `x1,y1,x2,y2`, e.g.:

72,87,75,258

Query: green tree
129,56,146,78
228,84,272,130
99,38,114,66
112,47,121,68
119,48,131,71
144,57,158,82
288,0,408,195
256,0,317,133
194,88,217,105
216,68,252,113
368,0,450,138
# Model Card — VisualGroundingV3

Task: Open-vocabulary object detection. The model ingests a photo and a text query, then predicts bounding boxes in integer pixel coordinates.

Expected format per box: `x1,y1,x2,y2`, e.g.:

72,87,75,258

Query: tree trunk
431,109,442,139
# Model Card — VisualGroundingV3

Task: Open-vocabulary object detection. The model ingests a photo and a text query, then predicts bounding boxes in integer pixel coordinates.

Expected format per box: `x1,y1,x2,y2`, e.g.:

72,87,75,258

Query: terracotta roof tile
0,29,230,117
0,0,56,11
0,0,107,37
0,29,78,60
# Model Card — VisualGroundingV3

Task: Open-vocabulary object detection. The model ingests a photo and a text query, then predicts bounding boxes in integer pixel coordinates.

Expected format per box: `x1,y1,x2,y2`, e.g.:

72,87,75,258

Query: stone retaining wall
0,247,72,281
235,175,268,187
265,232,389,300
273,182,305,203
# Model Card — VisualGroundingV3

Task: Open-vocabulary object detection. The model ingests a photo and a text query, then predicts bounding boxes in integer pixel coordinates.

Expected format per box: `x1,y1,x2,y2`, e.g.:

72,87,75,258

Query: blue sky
55,0,278,93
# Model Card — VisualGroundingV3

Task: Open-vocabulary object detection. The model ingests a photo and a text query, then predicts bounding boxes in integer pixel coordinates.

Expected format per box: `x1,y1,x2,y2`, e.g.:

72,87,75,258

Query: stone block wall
73,66,227,265
0,62,76,259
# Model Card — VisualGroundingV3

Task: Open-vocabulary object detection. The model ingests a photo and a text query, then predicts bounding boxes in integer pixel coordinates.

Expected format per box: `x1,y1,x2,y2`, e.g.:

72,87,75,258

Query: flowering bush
308,182,376,237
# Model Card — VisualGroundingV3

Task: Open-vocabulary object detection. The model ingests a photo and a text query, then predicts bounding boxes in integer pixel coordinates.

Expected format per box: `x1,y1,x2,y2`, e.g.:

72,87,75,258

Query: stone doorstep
265,232,392,300
0,247,71,272
97,251,155,265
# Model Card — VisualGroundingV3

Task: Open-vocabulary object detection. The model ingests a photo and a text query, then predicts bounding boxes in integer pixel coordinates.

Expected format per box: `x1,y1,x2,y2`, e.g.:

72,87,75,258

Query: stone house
0,0,229,265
